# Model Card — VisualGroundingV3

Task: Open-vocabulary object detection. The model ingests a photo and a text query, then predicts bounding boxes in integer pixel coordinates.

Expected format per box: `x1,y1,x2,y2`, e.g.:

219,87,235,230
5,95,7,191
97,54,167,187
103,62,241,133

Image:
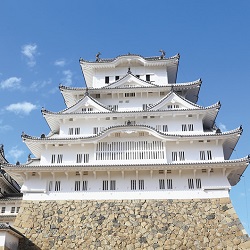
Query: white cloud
54,59,66,67
218,122,227,132
30,79,52,91
62,70,73,86
0,120,12,132
5,102,37,115
8,146,25,161
0,77,21,89
21,43,38,67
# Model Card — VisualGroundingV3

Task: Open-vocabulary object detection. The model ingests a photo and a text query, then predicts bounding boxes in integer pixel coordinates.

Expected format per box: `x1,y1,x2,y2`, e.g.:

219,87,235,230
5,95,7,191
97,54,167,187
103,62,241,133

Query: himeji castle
2,51,250,249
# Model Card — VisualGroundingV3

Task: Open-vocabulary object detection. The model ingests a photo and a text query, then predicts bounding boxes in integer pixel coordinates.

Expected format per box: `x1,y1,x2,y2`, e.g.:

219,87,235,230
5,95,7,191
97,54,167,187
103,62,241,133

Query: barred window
172,152,177,161
163,125,168,132
57,154,63,163
68,128,73,135
83,154,89,163
48,181,53,191
166,179,173,189
1,207,5,213
159,179,165,189
76,154,82,163
75,181,81,191
103,180,109,191
51,154,56,164
196,178,202,189
200,151,206,160
179,151,185,161
110,180,116,190
139,180,144,190
82,181,88,191
207,150,212,160
55,181,61,191
75,127,80,134
11,207,15,213
188,179,194,189
131,180,136,190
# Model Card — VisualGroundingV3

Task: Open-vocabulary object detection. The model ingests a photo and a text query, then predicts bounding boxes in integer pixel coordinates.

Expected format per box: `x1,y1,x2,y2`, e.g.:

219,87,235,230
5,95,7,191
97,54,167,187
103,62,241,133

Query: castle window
95,94,100,98
75,128,80,134
125,92,135,97
76,154,82,163
131,180,136,190
188,124,194,131
75,181,81,191
179,151,185,161
172,152,178,161
16,207,20,213
200,151,206,160
146,74,150,81
167,170,172,174
103,180,109,191
188,179,194,189
182,124,187,131
139,132,145,137
93,127,99,134
139,180,144,190
1,207,5,213
83,154,89,163
51,154,56,164
48,181,53,191
82,108,93,112
110,180,116,190
82,181,88,191
159,170,164,174
105,76,109,84
159,179,165,189
115,76,119,80
136,75,140,78
166,179,173,189
69,128,74,135
156,125,161,131
163,125,168,132
11,207,15,213
196,178,202,189
207,150,212,160
115,133,120,137
57,154,63,163
55,181,61,191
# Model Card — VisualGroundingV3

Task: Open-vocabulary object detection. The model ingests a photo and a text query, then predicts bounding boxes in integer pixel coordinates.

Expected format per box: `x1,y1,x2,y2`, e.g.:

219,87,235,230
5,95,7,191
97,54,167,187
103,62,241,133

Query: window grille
75,181,81,191
48,181,53,191
95,94,100,98
103,180,109,190
55,181,61,191
68,128,74,135
188,179,194,189
105,76,109,84
16,207,20,213
110,180,116,190
163,125,168,132
57,154,63,163
115,76,119,80
93,127,99,134
83,154,89,163
1,207,5,213
159,179,165,189
75,127,80,134
82,181,88,191
139,180,144,190
51,154,56,164
196,178,202,189
146,75,150,81
76,154,82,163
207,150,212,160
166,179,173,189
172,152,178,161
131,180,136,190
179,151,185,161
200,151,206,160
182,124,187,131
188,124,194,131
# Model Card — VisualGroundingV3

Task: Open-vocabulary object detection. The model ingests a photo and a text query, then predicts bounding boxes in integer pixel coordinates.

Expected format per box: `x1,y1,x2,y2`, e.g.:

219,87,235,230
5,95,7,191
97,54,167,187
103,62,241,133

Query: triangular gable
148,92,201,111
62,95,111,114
103,74,156,89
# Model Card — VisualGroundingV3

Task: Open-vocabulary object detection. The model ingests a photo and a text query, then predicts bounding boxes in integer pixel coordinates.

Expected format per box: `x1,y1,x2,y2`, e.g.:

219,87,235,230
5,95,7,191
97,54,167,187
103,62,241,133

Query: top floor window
115,76,119,80
146,75,150,81
105,76,109,84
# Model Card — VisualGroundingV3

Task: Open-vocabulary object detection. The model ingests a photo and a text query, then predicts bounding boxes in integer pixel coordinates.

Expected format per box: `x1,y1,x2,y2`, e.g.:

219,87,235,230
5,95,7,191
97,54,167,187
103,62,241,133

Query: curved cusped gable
148,92,202,111
62,94,111,114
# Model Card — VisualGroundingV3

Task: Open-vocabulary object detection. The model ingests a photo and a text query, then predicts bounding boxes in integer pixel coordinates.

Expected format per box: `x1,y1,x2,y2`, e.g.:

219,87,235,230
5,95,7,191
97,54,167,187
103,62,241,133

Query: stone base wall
14,198,250,250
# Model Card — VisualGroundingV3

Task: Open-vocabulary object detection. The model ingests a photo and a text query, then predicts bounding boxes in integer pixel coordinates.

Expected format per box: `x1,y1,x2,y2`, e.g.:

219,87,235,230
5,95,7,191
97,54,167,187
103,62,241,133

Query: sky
1,0,250,232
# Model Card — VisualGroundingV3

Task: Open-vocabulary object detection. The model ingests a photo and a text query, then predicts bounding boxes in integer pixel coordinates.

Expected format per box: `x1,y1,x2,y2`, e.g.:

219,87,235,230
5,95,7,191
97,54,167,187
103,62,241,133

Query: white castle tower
5,51,249,201
3,51,250,249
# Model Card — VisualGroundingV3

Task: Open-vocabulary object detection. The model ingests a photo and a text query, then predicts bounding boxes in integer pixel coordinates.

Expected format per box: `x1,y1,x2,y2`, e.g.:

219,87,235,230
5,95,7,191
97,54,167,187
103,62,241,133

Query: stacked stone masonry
14,198,250,249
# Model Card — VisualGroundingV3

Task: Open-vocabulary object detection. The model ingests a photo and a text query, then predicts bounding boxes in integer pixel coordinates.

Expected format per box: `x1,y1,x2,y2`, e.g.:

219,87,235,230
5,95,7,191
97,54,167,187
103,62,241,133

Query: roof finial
85,87,89,96
127,67,131,74
96,52,101,62
159,49,166,59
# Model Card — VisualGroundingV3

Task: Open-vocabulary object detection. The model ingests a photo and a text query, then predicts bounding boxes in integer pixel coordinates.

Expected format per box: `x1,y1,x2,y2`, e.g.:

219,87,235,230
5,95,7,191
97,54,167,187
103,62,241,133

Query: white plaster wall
21,169,231,200
5,232,19,250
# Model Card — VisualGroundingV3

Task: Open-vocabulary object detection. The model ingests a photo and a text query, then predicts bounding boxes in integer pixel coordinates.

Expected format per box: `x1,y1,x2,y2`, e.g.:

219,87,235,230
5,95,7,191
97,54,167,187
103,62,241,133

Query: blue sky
1,1,250,232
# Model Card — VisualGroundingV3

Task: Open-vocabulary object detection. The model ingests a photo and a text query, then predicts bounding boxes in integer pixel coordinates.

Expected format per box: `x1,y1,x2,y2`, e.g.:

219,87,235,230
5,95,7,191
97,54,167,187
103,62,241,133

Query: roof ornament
16,161,20,165
95,52,101,62
28,153,31,161
127,120,132,126
85,87,89,96
159,50,166,59
127,67,132,74
0,144,4,154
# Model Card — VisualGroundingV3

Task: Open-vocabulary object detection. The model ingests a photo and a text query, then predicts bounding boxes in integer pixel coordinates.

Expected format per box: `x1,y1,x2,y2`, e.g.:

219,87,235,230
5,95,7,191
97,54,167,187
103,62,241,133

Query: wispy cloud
21,43,38,67
218,122,227,132
30,79,52,91
7,146,25,162
0,120,12,132
5,102,37,115
0,77,21,89
54,59,66,67
61,70,73,86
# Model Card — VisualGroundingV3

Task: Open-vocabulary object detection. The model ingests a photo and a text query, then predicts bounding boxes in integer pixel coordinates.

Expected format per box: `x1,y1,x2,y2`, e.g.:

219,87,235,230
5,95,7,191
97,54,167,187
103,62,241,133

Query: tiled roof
0,223,23,237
